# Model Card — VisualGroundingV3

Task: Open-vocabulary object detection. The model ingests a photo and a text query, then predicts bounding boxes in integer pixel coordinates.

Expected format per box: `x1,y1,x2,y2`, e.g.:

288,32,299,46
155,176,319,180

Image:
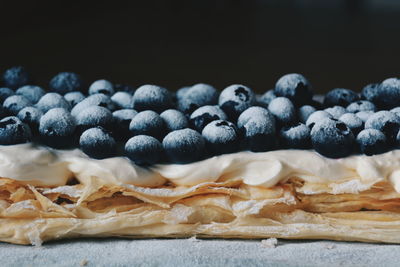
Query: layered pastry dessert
1,66,400,245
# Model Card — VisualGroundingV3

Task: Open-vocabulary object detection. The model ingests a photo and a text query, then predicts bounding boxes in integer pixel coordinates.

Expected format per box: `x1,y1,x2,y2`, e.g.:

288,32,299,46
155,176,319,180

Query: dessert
1,67,400,245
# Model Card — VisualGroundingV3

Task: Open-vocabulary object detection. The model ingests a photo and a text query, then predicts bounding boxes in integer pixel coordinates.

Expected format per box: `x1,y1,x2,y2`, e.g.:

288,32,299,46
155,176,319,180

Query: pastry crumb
80,259,88,266
188,236,201,242
261,238,278,248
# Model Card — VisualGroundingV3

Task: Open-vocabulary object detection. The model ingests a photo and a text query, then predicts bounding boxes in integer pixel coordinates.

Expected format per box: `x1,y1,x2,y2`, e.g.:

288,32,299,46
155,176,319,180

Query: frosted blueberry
390,107,400,118
0,88,14,104
49,72,82,94
79,127,116,159
268,97,297,127
240,116,277,152
365,111,400,143
189,105,227,132
112,109,138,141
111,91,134,109
298,105,316,123
16,85,45,104
202,120,239,155
2,66,30,89
39,108,76,148
174,86,190,103
257,89,276,108
17,106,43,132
71,93,115,117
356,110,374,123
132,84,173,113
324,106,346,119
162,128,206,163
36,93,71,113
237,106,275,130
357,129,388,156
218,84,255,121
346,100,376,113
374,78,400,109
280,123,311,149
88,79,115,96
177,83,219,114
0,116,31,145
305,110,333,129
3,95,32,115
274,73,313,106
64,91,85,107
125,135,163,165
75,106,114,133
129,110,166,140
361,83,379,103
339,113,363,135
324,88,359,107
114,84,135,94
310,117,355,158
160,109,188,132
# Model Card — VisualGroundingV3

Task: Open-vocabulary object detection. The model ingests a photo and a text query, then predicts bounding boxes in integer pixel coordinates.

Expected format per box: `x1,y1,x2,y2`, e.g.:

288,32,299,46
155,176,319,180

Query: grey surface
0,238,399,267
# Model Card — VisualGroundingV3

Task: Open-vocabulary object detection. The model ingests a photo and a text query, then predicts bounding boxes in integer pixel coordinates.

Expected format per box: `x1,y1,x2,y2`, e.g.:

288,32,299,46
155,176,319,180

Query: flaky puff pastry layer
1,177,400,245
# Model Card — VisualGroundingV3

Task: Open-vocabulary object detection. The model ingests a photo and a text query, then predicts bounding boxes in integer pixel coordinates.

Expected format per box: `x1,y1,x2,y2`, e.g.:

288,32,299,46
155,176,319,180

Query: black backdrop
1,0,400,94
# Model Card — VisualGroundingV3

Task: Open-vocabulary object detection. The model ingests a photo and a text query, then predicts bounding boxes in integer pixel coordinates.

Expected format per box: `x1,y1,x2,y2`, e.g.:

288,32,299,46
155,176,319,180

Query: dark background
1,0,400,94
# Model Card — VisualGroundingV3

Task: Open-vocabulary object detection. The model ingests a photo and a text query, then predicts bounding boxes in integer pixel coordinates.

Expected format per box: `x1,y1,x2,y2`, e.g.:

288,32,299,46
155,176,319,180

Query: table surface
1,238,399,267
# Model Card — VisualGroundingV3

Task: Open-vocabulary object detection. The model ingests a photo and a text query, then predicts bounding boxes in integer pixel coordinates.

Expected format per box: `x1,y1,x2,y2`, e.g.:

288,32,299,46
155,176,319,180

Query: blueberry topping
0,116,32,145
361,83,379,102
365,111,400,143
115,84,135,94
280,123,311,149
274,73,313,106
357,129,388,156
339,113,363,135
79,127,116,159
49,72,82,94
111,91,134,109
240,116,277,152
2,66,30,89
36,92,71,113
64,91,85,107
355,110,374,123
189,105,227,132
17,106,43,132
162,128,206,163
174,86,190,103
160,109,188,132
88,79,115,96
310,117,355,158
218,84,255,121
71,93,115,117
132,85,172,113
305,110,333,128
125,135,163,165
177,83,219,114
324,105,346,119
324,88,359,107
298,105,316,123
237,106,275,129
3,95,32,115
202,120,239,155
39,108,76,148
75,106,114,134
0,88,14,104
129,110,166,140
257,89,276,108
112,109,138,141
390,107,400,118
373,78,400,109
16,85,45,104
346,100,376,113
268,97,297,127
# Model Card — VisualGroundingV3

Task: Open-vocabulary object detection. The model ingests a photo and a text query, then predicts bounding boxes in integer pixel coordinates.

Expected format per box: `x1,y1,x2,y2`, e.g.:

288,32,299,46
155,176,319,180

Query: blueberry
356,110,374,123
324,106,346,119
306,110,333,129
339,113,363,135
0,88,14,104
177,83,219,114
373,78,400,109
2,66,30,89
115,84,135,94
268,97,297,127
357,129,388,156
39,108,76,148
324,88,359,107
64,91,85,107
88,79,115,96
310,117,355,158
390,107,400,117
298,105,316,123
257,89,276,108
125,135,163,165
79,127,116,159
132,84,173,113
49,72,82,94
36,93,71,113
240,116,277,152
218,84,255,121
111,91,134,109
75,106,114,134
361,83,379,102
280,123,311,149
189,105,227,132
17,106,43,132
129,110,166,140
16,85,45,104
346,100,376,113
175,86,190,103
202,120,239,155
71,93,115,117
112,109,138,141
274,73,313,106
0,116,31,145
162,128,206,163
160,109,188,132
365,111,400,143
237,106,275,129
3,95,32,115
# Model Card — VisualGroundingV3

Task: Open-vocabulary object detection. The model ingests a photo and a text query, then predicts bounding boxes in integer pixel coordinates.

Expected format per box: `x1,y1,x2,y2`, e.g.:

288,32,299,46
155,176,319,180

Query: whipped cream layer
1,143,400,194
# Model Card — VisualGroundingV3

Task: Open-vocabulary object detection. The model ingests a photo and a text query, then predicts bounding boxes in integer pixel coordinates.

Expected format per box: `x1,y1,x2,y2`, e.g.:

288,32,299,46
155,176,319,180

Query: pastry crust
1,177,400,245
